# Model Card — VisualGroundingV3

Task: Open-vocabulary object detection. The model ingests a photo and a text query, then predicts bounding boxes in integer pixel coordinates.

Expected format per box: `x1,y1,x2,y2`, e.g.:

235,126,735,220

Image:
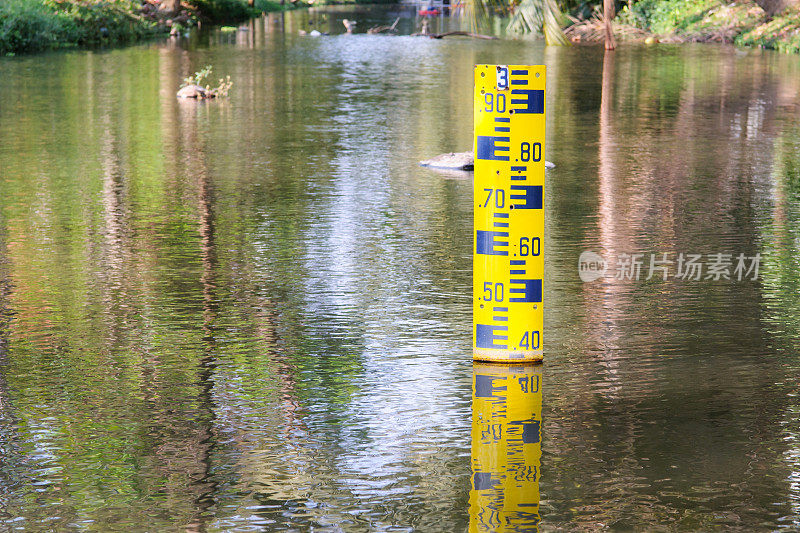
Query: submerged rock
419,151,474,170
420,151,554,171
176,84,209,99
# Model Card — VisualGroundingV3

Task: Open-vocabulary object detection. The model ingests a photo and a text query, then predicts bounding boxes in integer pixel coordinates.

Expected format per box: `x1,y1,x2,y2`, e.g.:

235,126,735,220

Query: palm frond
461,0,511,33
507,0,570,44
462,0,570,44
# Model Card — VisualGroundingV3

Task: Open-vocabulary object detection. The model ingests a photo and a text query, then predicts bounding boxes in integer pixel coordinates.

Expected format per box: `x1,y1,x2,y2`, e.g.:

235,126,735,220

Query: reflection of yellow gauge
469,363,542,532
473,64,545,363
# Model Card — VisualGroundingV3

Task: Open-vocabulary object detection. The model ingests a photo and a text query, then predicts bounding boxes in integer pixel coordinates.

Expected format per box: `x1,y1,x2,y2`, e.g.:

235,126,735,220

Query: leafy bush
191,0,252,22
0,0,72,54
617,0,764,37
736,8,800,53
619,0,718,34
44,0,161,45
253,0,288,11
0,0,161,55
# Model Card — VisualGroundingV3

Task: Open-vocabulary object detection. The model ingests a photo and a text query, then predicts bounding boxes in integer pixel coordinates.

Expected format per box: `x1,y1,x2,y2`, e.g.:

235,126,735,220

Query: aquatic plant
181,65,234,98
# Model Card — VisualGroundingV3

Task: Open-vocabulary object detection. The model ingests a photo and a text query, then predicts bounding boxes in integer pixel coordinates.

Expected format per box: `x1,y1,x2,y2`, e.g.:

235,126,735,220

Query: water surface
1,7,800,530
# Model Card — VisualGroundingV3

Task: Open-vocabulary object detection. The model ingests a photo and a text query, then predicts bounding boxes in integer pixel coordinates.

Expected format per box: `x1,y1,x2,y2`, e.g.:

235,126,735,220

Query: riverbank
0,0,298,56
567,0,800,54
5,0,799,57
0,0,159,55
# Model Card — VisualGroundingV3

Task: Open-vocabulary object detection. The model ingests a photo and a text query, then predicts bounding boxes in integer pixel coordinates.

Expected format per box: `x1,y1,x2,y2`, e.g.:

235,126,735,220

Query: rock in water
176,84,208,99
420,151,555,171
419,152,474,170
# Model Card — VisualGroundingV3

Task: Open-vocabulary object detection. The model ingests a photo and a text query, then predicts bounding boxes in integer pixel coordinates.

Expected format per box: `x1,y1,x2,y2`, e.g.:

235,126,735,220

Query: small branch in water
367,17,400,34
431,31,498,39
409,31,498,41
411,31,499,40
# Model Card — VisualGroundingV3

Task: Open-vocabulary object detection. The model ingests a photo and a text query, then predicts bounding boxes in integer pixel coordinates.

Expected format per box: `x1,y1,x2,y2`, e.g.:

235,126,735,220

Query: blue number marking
476,136,510,161
519,331,541,350
476,324,509,349
509,185,543,210
510,89,544,114
509,279,542,303
497,66,509,91
476,230,509,256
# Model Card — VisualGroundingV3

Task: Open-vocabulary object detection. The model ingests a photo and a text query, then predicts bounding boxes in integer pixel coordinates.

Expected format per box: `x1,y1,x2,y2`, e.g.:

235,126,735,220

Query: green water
1,6,800,530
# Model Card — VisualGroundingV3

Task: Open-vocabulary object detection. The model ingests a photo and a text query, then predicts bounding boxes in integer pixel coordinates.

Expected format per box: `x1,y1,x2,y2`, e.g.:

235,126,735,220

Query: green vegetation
180,65,234,97
3,0,799,55
736,7,800,53
613,0,800,53
0,0,161,54
191,0,251,22
465,0,800,50
617,0,759,37
254,0,291,9
0,0,298,56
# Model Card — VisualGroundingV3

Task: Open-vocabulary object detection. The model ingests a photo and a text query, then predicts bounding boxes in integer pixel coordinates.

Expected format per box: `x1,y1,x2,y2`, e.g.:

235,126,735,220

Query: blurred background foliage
1,0,798,56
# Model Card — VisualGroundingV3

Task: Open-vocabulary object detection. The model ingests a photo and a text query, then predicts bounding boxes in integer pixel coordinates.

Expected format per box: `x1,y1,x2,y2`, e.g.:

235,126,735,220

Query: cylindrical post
473,65,545,363
469,363,542,531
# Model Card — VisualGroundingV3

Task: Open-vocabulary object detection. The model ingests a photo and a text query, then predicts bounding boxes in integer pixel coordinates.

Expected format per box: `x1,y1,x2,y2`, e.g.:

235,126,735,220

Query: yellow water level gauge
473,65,545,363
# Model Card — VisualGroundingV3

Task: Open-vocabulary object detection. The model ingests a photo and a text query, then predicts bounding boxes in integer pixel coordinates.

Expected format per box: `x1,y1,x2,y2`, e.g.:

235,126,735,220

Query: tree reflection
543,44,800,529
0,18,799,531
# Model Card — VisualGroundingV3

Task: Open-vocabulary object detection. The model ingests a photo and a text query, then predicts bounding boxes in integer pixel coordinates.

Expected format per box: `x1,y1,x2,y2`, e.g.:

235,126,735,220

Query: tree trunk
603,0,616,51
159,0,180,14
753,0,787,18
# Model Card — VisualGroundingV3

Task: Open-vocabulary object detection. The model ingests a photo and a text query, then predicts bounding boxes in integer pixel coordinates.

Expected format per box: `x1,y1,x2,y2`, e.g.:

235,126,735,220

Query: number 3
496,66,509,91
